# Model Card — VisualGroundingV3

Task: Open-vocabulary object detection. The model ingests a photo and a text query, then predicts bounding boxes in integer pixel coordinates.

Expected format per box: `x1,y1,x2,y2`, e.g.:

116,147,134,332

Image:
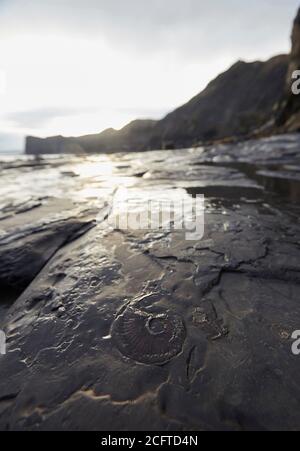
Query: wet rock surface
0,134,300,431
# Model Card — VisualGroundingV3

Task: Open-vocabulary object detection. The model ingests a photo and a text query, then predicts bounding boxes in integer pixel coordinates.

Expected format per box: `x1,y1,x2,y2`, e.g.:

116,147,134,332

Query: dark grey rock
0,135,300,431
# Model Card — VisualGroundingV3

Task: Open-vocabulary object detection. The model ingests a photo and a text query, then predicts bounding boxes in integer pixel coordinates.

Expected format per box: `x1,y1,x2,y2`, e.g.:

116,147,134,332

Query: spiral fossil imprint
112,306,186,365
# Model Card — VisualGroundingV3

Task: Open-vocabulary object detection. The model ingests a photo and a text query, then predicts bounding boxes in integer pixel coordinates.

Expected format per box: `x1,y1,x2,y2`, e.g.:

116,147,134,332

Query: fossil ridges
111,306,186,365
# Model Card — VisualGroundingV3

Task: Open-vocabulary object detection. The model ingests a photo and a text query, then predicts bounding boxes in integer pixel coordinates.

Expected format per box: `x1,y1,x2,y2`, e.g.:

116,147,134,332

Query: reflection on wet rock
0,134,300,430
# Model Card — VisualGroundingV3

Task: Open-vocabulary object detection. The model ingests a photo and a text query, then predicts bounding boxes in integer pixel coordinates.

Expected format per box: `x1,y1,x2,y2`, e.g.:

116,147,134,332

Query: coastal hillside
26,8,300,155
149,55,288,148
26,55,288,154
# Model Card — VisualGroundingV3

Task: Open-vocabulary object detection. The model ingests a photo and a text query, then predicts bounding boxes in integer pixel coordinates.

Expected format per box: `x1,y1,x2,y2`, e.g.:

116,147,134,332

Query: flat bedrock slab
0,135,300,431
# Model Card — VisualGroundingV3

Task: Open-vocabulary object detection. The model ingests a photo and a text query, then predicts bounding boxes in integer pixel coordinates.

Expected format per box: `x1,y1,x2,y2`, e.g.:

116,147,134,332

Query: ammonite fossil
111,306,185,365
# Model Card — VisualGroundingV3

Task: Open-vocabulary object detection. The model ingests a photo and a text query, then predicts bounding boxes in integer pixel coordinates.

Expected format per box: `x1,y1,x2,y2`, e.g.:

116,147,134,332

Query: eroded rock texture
0,134,300,431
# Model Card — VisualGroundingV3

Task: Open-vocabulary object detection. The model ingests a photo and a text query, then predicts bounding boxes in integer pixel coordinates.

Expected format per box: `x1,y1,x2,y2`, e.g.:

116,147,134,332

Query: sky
0,0,299,152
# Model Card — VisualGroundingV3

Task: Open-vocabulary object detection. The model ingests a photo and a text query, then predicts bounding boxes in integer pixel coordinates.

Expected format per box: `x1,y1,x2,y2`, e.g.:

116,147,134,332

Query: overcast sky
0,0,299,151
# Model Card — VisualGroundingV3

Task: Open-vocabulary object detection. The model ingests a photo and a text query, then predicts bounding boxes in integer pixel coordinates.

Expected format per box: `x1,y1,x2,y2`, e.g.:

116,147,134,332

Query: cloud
6,107,95,129
0,0,299,152
4,106,167,130
0,0,299,60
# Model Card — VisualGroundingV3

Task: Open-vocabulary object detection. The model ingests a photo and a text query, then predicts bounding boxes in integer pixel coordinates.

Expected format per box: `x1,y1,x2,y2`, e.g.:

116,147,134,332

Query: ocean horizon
0,150,23,155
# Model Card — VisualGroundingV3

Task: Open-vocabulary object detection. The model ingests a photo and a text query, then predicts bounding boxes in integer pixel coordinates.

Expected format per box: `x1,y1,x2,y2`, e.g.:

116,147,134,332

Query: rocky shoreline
0,134,300,430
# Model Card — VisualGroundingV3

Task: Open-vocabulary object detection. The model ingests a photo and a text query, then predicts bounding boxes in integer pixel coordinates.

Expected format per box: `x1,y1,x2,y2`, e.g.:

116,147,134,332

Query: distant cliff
148,55,288,148
28,9,300,155
26,120,157,155
275,8,300,132
26,54,288,155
